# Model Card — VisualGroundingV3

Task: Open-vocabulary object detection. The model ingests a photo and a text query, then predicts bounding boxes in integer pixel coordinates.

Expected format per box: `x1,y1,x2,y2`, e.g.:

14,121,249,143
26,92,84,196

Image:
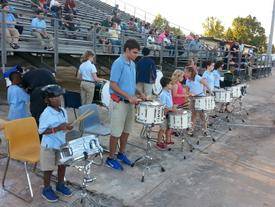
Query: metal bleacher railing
0,0,272,81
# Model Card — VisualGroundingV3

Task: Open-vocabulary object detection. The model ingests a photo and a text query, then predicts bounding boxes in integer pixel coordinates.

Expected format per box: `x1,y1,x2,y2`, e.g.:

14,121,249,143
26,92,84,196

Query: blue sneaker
105,157,123,171
117,152,133,166
56,182,72,197
42,186,58,202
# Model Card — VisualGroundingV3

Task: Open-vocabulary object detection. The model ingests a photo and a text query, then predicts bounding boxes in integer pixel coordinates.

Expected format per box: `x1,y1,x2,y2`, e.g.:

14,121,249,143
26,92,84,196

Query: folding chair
78,104,110,137
2,117,40,202
63,90,82,119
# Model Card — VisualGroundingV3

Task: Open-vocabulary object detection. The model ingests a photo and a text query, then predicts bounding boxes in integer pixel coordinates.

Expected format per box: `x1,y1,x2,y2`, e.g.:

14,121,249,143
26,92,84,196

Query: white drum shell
214,89,232,103
194,96,215,111
230,85,242,98
58,135,103,165
136,101,165,125
168,110,191,130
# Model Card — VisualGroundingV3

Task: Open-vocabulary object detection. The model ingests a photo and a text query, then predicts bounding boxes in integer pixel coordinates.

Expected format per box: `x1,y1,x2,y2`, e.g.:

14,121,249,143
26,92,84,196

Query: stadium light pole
267,0,275,57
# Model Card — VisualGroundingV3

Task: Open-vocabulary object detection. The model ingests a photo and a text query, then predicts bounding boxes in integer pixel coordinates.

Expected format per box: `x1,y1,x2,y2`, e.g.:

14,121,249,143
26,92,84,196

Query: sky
110,0,274,39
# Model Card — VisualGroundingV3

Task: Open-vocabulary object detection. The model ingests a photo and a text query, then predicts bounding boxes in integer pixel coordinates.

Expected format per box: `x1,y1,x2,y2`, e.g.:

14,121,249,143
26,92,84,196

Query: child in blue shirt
157,77,176,150
213,61,224,89
202,60,215,92
7,71,30,120
39,84,73,202
185,66,212,136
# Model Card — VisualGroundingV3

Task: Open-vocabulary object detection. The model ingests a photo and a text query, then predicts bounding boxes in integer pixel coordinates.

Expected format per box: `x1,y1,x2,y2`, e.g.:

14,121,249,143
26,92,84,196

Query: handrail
0,8,272,74
100,0,192,33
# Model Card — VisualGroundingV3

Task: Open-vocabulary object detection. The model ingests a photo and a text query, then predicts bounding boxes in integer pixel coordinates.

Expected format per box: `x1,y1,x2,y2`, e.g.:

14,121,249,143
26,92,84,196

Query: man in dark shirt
136,47,157,97
22,68,56,125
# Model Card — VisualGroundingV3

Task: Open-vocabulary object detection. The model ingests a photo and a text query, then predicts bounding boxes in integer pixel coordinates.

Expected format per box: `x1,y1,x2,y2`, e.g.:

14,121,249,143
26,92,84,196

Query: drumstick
71,111,94,126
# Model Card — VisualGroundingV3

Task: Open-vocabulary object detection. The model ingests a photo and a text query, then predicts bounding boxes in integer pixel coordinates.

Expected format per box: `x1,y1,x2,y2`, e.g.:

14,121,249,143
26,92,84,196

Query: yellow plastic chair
2,117,40,202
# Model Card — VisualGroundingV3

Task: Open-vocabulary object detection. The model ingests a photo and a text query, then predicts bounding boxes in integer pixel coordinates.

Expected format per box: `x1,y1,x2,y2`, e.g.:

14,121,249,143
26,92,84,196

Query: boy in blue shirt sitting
7,71,30,120
39,84,73,202
157,77,176,150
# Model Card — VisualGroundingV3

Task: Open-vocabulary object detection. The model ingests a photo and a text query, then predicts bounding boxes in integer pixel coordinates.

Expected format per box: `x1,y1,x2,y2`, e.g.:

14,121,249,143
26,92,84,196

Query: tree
152,14,169,30
152,14,183,36
202,17,225,39
225,15,267,52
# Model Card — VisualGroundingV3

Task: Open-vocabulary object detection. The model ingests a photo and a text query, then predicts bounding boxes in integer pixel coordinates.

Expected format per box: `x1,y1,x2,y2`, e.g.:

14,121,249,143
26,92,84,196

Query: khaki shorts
110,100,135,137
40,147,59,171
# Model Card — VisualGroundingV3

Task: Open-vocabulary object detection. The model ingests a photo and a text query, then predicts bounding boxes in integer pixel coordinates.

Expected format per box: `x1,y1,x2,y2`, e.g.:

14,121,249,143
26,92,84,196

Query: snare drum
93,81,110,108
152,70,163,95
194,96,215,111
168,110,191,130
58,135,103,165
136,101,165,125
214,89,232,103
230,85,242,98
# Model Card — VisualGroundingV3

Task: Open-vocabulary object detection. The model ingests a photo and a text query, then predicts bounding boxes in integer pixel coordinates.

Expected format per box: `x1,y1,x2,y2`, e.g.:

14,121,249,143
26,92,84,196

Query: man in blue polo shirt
106,39,144,171
31,11,54,51
0,5,20,49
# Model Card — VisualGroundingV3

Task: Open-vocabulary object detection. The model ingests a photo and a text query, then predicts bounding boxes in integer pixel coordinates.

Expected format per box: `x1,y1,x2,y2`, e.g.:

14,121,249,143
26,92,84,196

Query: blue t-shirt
109,55,136,98
39,106,68,150
159,89,173,109
202,70,215,91
186,74,205,96
7,85,30,120
212,70,221,88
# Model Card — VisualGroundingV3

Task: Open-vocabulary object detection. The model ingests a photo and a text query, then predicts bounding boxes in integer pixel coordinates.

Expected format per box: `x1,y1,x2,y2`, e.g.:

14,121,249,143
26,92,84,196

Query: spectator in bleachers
186,32,194,41
64,0,76,15
0,4,20,49
128,17,136,31
98,27,112,53
63,12,78,39
157,29,169,44
49,0,62,26
109,22,121,54
112,4,119,16
31,0,48,13
101,15,112,28
111,13,121,26
188,35,202,54
146,29,161,51
31,11,54,51
144,23,150,34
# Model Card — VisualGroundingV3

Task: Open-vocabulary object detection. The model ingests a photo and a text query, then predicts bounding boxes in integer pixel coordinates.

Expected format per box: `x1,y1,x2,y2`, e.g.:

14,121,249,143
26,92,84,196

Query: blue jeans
110,39,121,54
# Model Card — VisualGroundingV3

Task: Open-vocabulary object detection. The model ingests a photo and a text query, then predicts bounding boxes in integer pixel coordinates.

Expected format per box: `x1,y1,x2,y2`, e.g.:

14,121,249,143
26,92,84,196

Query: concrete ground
0,69,275,206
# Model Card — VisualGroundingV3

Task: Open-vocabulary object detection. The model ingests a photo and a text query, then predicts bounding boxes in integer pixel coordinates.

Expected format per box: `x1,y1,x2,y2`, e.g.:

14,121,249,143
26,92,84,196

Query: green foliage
152,14,169,30
225,15,267,52
202,17,225,39
152,14,183,36
202,15,267,52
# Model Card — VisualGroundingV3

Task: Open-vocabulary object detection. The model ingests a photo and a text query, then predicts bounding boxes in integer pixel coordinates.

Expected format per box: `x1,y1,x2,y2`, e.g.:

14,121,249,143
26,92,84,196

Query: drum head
152,70,163,95
101,81,110,108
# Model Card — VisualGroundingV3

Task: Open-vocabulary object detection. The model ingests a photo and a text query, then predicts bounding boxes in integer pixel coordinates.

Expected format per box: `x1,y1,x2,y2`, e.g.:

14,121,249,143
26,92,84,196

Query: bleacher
0,0,272,79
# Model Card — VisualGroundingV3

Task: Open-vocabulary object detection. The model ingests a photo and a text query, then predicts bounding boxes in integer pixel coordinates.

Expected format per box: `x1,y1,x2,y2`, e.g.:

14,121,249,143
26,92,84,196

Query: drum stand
225,97,249,126
70,152,101,207
174,129,194,153
131,124,165,182
195,111,216,145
